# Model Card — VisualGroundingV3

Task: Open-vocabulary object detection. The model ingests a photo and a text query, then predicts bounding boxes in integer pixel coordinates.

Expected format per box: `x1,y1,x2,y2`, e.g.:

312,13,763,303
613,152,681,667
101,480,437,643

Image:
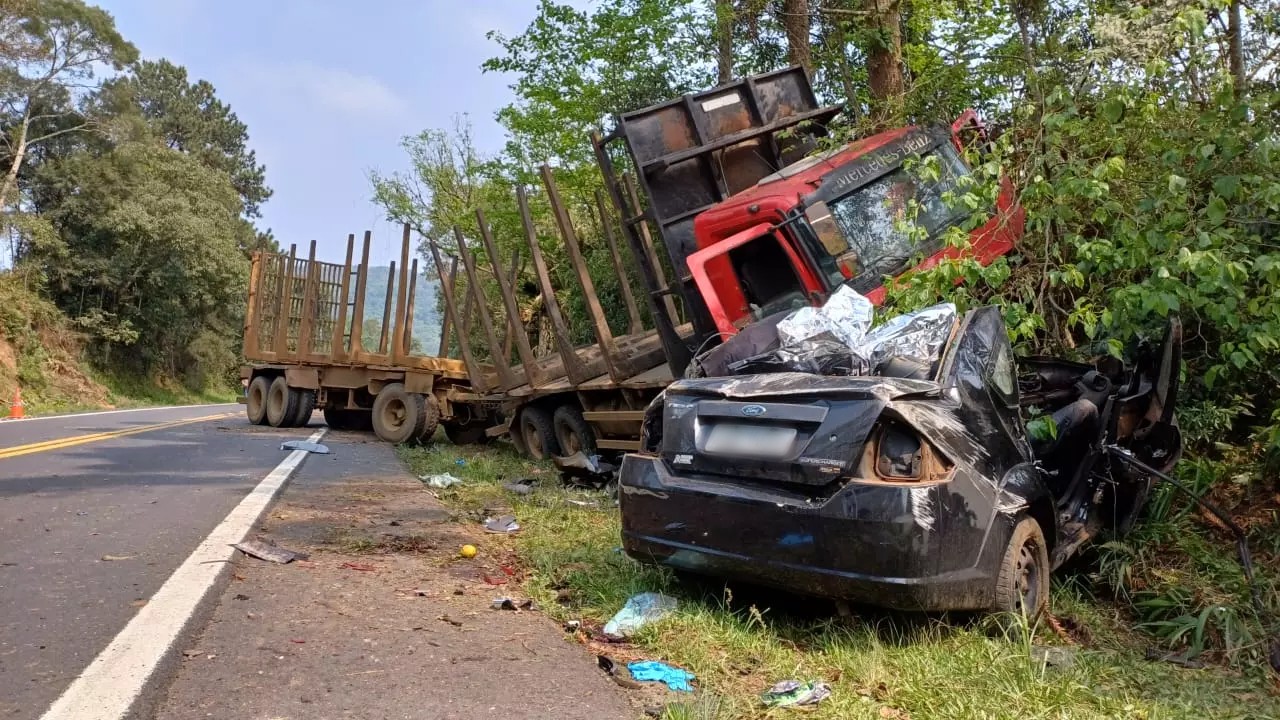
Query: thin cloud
241,60,408,118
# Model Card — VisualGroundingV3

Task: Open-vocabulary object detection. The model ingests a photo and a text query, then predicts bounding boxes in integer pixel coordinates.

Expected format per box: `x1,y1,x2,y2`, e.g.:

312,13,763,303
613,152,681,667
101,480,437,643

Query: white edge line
39,427,328,720
1,403,240,424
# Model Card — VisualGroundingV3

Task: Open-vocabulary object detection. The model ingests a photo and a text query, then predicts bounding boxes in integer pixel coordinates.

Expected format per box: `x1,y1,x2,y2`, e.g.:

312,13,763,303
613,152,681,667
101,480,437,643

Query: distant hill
361,266,442,354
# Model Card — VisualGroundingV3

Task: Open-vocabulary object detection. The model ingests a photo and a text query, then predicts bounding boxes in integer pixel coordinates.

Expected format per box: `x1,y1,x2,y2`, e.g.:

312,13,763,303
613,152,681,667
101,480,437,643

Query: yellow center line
0,412,236,460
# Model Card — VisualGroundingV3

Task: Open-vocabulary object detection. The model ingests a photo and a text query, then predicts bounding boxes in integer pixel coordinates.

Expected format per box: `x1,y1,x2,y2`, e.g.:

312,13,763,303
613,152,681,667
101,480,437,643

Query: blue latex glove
627,660,695,692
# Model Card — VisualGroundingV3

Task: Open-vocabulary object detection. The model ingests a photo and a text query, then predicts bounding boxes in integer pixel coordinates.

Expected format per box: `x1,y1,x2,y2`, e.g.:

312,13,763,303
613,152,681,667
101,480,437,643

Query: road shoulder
154,430,634,720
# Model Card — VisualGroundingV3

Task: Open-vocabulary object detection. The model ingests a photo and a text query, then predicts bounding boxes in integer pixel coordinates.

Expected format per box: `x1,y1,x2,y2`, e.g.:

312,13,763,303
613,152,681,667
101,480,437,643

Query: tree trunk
1228,0,1245,95
863,0,904,126
0,107,31,210
715,0,734,83
780,0,811,72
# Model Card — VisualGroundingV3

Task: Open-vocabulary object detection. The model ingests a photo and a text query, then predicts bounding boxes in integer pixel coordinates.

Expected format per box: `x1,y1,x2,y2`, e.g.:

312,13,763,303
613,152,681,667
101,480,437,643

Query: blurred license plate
704,424,796,457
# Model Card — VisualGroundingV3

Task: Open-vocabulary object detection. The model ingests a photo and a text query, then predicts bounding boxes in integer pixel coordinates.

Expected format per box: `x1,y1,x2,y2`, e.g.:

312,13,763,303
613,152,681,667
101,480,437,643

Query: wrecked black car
619,296,1181,616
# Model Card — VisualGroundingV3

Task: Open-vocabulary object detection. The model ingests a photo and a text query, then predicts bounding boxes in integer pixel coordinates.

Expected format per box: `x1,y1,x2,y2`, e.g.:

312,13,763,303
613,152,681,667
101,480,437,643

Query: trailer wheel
323,406,371,431
246,376,271,425
371,383,427,444
516,406,559,460
287,389,317,427
993,516,1050,619
265,377,299,428
552,405,596,455
414,394,442,444
444,422,492,446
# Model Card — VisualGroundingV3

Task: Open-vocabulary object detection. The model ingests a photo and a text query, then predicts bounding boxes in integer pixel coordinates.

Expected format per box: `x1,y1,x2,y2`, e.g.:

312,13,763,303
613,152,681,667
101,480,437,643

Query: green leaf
1212,175,1240,200
1205,196,1228,226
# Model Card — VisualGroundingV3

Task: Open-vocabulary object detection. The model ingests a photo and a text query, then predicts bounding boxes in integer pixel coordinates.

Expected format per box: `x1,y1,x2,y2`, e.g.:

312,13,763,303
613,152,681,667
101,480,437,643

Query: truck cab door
687,223,821,338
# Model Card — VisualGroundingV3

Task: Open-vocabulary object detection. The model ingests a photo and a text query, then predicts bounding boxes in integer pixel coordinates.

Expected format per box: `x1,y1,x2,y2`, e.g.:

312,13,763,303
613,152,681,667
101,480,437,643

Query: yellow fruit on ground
460,544,477,558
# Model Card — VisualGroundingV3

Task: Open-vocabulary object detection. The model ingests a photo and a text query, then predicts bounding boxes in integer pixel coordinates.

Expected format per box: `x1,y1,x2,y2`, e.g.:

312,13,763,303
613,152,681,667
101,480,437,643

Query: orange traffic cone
6,387,24,419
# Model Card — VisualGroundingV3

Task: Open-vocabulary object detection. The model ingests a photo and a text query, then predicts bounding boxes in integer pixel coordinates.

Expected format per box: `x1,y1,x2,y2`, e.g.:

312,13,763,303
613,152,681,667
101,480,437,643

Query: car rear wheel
552,405,595,455
517,406,559,460
371,383,427,444
265,377,298,428
993,517,1050,619
246,376,271,425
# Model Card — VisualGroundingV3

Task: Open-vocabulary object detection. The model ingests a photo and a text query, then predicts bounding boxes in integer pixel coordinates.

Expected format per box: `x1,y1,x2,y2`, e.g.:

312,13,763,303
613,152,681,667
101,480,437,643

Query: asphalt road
0,404,318,719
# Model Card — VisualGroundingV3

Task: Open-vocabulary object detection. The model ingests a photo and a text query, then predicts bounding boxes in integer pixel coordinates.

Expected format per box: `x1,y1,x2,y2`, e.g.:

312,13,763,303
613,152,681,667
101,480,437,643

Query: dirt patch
155,433,635,720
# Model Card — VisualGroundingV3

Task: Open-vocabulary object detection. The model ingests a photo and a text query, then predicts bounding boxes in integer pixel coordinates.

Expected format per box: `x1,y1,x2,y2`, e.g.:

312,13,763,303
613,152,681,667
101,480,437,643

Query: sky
99,0,561,266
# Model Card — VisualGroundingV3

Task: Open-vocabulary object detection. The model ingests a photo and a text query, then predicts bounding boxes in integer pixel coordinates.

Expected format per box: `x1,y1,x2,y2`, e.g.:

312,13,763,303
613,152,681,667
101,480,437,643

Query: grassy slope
402,441,1279,720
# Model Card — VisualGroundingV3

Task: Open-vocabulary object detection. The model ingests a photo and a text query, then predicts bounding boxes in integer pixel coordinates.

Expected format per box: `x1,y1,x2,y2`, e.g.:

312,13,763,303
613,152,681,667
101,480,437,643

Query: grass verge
401,441,1279,719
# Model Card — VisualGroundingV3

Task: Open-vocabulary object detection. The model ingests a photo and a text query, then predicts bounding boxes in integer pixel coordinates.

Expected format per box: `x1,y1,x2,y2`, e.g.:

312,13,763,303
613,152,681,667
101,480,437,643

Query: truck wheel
517,406,560,460
246,376,271,425
371,383,427,444
444,422,491,446
265,377,299,428
287,389,316,427
993,516,1050,619
414,394,442,444
553,405,596,455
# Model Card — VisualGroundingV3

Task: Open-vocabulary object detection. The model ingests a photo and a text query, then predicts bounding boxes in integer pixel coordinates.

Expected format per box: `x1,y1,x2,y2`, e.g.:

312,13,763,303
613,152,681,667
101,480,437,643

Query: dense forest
369,0,1280,665
0,0,272,409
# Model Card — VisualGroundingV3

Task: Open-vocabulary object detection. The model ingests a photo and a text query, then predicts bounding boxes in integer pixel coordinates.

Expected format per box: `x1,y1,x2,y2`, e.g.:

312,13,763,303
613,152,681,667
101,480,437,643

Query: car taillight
639,394,664,454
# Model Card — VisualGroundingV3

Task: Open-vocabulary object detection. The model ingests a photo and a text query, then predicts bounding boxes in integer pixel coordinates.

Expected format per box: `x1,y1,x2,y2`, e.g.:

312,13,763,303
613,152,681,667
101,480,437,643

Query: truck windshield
823,144,970,286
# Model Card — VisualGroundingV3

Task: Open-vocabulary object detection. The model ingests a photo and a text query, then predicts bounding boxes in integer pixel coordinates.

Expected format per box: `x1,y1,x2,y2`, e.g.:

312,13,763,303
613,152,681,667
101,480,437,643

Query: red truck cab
687,122,1025,337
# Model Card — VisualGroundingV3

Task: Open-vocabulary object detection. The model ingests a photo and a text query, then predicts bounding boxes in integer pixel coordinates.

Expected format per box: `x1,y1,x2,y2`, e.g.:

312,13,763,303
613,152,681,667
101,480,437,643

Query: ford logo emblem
741,404,767,417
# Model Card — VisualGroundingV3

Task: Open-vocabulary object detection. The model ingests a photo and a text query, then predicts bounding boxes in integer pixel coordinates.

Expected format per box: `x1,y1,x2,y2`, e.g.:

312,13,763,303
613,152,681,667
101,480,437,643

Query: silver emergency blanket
857,302,956,369
777,285,874,349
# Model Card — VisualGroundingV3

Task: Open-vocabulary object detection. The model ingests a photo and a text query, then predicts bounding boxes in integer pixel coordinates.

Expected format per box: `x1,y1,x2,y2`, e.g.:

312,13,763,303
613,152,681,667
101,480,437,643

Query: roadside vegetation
1,0,273,413
403,440,1278,719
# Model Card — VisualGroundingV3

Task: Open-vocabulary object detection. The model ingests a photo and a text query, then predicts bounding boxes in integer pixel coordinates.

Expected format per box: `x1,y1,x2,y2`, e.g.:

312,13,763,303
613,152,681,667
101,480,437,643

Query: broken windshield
821,144,970,286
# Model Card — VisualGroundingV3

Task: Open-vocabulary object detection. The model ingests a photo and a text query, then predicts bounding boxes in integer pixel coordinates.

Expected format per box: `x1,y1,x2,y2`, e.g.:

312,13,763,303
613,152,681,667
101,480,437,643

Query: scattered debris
100,554,135,562
564,619,581,632
482,574,507,585
603,592,677,639
130,599,148,608
503,480,536,495
339,561,376,572
459,544,477,558
483,515,520,534
233,594,250,601
232,540,307,564
627,660,695,692
597,655,644,689
762,680,832,707
423,473,462,489
455,458,466,466
438,614,463,627
1031,645,1076,669
280,440,329,454
1144,648,1206,669
553,452,617,483
490,597,535,611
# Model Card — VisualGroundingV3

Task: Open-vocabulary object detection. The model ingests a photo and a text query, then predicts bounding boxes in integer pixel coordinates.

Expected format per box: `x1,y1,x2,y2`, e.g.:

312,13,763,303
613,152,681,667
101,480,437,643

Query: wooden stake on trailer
476,208,546,386
541,164,630,381
424,234,489,392
271,244,296,360
390,225,411,360
402,258,418,355
437,256,458,357
243,251,263,358
298,240,319,359
349,231,372,355
595,189,643,335
623,171,679,325
453,225,519,390
377,260,396,355
517,184,591,385
332,233,355,360
498,249,521,364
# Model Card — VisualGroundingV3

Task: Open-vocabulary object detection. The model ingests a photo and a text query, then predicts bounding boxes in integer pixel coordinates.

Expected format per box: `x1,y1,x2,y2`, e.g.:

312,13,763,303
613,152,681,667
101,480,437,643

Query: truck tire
516,405,560,460
371,383,427,444
414,394,442,444
444,422,492,446
993,516,1050,619
323,406,371,431
265,377,299,428
246,376,271,425
287,389,316,427
553,405,596,455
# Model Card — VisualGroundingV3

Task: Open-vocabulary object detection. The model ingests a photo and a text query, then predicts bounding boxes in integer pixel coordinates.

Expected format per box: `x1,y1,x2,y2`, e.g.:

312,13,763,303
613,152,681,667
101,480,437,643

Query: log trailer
238,66,1024,455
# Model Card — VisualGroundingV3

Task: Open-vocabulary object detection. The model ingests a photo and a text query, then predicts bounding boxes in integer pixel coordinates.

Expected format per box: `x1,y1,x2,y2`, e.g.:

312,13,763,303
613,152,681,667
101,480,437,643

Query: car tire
246,376,271,425
371,383,427,444
993,516,1050,619
552,405,596,456
517,405,559,460
265,377,298,428
287,389,316,428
